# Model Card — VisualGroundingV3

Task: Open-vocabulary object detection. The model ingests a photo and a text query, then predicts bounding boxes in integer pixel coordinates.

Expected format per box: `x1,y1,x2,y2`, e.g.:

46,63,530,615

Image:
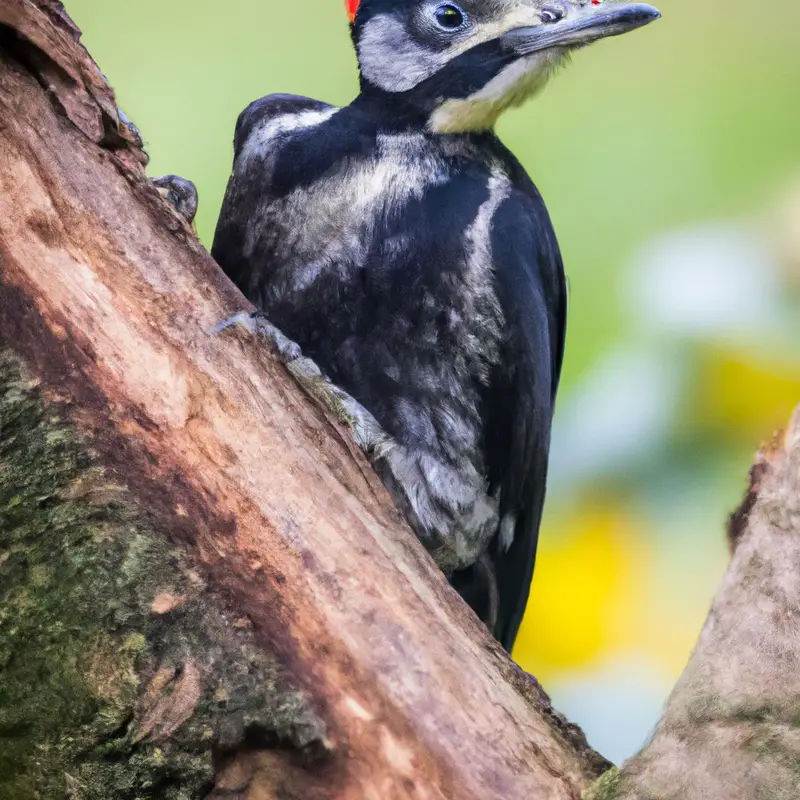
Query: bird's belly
260,226,504,571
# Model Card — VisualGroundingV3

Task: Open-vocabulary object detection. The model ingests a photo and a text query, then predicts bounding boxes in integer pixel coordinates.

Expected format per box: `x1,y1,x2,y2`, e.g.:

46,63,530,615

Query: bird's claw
212,312,393,455
153,175,199,226
212,312,303,362
112,108,198,225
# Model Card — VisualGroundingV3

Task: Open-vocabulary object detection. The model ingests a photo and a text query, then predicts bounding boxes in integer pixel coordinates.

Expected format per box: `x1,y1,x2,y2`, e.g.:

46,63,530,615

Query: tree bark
1,2,798,799
585,417,800,799
0,2,607,798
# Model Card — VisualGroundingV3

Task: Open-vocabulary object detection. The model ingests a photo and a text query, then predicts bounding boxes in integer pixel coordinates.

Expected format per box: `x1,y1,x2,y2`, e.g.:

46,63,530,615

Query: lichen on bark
582,767,622,800
0,352,327,799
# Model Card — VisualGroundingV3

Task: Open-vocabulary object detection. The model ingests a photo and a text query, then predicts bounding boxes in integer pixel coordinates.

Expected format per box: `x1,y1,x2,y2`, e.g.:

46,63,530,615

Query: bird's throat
428,51,563,134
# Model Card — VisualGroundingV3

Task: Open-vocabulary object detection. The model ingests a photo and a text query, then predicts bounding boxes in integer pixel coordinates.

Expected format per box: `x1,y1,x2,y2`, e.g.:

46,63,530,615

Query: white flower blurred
548,655,670,766
625,224,782,342
549,349,682,494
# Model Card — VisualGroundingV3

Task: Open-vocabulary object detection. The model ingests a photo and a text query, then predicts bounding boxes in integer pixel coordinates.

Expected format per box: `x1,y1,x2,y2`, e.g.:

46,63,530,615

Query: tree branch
586,412,800,798
0,2,607,797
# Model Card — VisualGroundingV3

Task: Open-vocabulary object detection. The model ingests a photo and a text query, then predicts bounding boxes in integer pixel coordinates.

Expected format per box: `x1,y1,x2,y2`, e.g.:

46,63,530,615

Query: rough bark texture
584,414,800,800
0,2,607,798
2,2,800,799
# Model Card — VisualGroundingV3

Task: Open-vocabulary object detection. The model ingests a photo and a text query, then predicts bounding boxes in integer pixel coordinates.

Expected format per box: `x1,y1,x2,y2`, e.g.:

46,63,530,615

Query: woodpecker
212,0,660,651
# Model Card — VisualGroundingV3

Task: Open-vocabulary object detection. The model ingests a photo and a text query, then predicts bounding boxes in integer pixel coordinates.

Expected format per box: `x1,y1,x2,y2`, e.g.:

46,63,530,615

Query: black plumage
212,0,659,651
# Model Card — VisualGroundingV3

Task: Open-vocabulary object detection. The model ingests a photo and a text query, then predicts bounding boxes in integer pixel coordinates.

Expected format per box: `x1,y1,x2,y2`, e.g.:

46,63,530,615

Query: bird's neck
350,36,534,135
348,89,499,142
346,92,500,154
348,86,432,133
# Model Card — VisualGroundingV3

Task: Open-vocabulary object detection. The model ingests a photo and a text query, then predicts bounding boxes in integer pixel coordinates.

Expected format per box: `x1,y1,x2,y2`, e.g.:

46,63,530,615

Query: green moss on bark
582,768,622,800
0,353,326,799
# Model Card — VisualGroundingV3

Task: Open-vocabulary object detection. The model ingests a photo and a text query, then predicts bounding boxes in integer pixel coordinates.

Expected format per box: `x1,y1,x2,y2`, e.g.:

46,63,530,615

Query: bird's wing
485,181,567,652
211,94,336,289
231,93,335,159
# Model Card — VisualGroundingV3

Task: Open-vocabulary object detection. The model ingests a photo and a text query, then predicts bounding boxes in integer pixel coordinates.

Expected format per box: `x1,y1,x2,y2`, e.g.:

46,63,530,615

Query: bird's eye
434,3,467,30
540,7,564,23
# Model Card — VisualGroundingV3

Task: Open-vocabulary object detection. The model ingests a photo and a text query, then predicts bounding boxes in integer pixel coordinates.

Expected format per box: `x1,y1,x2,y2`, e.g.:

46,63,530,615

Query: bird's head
347,0,660,132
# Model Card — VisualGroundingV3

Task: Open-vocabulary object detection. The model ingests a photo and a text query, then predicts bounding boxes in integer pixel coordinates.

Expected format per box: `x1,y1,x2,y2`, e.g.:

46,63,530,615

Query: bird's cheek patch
346,0,360,22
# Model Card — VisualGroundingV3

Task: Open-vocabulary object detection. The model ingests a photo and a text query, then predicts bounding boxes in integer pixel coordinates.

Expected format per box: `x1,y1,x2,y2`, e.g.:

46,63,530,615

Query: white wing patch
461,167,510,380
239,107,339,164
242,132,450,297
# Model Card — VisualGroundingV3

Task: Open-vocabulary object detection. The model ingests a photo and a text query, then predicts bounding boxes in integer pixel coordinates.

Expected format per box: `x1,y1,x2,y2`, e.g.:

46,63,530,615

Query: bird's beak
502,3,660,56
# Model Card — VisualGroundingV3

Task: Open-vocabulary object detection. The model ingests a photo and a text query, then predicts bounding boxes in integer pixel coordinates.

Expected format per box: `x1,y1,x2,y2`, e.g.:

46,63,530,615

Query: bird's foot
214,312,503,637
152,175,199,226
212,312,393,456
111,106,198,225
216,315,496,550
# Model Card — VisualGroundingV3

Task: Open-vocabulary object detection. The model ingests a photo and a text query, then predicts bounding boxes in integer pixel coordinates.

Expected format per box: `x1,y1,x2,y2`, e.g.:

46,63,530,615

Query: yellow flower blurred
514,503,650,681
694,345,800,440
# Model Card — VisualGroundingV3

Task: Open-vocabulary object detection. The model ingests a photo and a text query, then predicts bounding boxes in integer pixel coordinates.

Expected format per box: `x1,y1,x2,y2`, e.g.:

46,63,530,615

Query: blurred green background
66,0,800,764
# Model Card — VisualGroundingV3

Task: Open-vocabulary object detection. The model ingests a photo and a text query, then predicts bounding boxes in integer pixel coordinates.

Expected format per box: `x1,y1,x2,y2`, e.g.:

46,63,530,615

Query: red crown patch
346,0,360,22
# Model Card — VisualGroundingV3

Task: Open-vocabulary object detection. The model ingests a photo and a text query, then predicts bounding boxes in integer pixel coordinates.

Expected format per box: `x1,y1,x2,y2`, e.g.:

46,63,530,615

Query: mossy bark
582,768,623,800
0,352,326,799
